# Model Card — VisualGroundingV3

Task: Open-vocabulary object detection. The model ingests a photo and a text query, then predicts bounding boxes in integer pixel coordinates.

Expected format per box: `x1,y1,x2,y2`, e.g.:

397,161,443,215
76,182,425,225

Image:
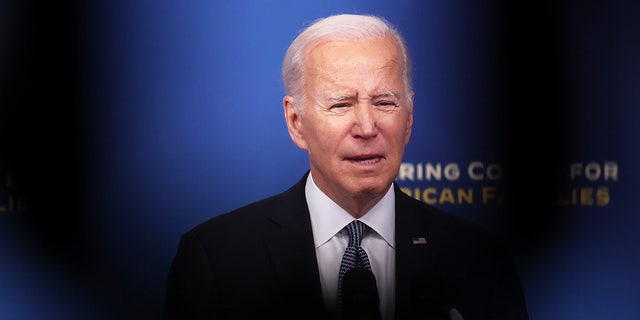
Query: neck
325,186,389,219
347,194,385,218
308,171,393,218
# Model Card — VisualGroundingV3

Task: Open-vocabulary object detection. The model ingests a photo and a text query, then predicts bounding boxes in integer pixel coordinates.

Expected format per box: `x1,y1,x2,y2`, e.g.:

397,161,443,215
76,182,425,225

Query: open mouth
346,156,383,164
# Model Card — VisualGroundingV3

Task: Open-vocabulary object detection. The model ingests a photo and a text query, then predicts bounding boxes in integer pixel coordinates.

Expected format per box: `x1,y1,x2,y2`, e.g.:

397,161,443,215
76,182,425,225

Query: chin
349,180,390,197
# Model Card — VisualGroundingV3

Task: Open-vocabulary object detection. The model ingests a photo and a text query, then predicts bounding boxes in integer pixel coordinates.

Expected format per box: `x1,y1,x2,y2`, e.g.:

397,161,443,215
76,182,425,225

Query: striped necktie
337,220,380,319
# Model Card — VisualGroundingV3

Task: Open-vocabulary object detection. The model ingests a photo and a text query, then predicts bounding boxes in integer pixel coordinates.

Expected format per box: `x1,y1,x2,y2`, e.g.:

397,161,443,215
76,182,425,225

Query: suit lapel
262,173,325,313
394,184,441,317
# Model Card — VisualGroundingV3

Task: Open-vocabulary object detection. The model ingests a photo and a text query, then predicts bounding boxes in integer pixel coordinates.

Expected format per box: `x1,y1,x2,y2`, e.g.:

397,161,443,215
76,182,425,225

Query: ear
404,92,415,144
283,96,309,150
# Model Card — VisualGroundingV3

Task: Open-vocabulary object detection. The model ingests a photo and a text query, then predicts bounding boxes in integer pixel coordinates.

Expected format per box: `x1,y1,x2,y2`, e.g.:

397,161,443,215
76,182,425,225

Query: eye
329,103,351,113
374,100,399,110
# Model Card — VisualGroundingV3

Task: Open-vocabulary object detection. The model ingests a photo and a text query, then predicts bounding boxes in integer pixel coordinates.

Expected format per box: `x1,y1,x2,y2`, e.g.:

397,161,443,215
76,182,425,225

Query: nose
351,104,378,139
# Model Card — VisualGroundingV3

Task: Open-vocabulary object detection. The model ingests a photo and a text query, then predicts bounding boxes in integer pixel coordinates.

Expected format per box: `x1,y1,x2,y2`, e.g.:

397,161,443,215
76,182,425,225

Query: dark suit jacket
164,172,529,319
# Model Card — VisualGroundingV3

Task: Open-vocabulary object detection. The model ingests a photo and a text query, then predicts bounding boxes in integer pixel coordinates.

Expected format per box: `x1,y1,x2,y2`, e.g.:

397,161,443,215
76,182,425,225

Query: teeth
357,157,378,164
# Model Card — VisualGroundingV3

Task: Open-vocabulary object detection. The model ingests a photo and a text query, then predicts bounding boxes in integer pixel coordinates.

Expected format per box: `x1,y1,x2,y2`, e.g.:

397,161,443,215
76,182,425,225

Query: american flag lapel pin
412,237,427,245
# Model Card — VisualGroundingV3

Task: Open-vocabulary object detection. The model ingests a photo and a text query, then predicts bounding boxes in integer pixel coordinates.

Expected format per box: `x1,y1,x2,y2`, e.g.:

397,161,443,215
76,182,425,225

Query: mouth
345,155,384,165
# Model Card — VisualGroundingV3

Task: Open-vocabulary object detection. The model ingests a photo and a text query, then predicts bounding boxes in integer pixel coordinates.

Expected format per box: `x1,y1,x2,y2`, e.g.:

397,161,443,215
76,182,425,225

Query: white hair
282,14,413,108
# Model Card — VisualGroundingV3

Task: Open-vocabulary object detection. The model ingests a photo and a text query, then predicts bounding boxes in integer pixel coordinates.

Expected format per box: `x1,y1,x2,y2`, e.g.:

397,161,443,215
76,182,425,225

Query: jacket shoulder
189,174,309,240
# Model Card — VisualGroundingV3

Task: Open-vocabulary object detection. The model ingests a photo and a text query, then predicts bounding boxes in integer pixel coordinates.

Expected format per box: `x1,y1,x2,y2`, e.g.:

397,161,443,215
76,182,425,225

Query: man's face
284,35,413,207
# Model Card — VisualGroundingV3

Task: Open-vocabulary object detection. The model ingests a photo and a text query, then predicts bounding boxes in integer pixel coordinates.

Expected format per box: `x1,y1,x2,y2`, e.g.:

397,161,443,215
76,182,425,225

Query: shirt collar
305,172,396,249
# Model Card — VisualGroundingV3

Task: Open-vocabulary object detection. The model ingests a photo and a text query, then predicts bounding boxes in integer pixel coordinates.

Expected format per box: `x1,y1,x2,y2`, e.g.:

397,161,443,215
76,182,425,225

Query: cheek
380,117,410,140
302,117,341,150
312,114,348,135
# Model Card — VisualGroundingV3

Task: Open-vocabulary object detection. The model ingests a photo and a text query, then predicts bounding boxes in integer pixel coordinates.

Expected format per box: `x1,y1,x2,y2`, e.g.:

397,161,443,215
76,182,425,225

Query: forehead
303,36,404,91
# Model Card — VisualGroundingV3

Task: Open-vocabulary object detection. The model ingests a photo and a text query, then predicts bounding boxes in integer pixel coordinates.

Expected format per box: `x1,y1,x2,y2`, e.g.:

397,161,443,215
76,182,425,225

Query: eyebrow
372,90,401,100
327,90,401,102
327,94,354,102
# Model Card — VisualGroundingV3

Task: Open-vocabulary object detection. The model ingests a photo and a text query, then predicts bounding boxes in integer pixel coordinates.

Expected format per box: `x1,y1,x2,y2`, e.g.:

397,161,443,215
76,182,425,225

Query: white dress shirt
305,173,396,320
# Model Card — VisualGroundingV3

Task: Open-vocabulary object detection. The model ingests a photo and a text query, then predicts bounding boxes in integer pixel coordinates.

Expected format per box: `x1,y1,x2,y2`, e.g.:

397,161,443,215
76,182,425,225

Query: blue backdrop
2,0,639,319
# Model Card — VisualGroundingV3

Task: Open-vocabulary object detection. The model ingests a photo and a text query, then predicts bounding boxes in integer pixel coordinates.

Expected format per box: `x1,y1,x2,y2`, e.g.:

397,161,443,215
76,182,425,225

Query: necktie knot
340,220,371,270
346,220,366,247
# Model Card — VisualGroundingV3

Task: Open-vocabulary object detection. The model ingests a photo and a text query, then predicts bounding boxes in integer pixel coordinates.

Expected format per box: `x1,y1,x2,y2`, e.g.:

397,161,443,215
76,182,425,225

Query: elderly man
164,14,529,320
